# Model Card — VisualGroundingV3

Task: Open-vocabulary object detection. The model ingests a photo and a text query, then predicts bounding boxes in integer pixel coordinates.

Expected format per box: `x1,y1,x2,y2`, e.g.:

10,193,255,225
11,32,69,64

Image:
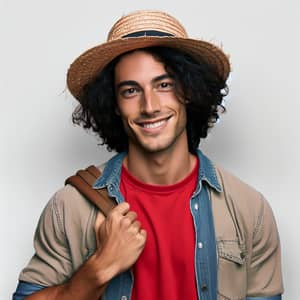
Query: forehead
114,50,166,83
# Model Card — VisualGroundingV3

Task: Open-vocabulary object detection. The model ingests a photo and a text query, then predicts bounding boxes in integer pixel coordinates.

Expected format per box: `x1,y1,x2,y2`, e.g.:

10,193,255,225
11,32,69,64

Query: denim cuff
246,295,282,300
12,281,45,300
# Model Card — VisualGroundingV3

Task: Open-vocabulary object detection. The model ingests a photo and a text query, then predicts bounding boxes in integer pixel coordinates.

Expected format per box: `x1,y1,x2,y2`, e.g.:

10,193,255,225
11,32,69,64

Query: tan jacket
19,165,283,300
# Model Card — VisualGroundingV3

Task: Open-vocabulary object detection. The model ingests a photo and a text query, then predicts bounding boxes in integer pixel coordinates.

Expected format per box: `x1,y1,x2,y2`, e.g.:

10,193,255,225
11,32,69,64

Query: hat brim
67,36,230,101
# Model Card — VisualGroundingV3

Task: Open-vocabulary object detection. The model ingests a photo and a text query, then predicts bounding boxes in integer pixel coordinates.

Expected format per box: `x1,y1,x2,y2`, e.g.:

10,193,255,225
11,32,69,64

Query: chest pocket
217,239,247,300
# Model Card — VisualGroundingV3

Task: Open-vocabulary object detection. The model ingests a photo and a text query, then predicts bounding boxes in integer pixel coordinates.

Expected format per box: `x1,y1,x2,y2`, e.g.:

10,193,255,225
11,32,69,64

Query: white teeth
142,120,166,129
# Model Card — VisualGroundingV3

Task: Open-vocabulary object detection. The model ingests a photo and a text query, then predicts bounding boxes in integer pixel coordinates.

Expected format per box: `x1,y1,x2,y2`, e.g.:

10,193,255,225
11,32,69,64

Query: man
13,10,283,300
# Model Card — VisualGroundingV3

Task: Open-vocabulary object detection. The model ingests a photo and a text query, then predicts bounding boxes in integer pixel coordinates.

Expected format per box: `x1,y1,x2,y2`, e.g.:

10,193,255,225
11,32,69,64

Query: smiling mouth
136,116,172,129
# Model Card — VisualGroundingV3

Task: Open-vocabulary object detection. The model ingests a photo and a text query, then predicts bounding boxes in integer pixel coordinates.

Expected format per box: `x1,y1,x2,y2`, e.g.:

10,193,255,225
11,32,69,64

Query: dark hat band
122,30,174,38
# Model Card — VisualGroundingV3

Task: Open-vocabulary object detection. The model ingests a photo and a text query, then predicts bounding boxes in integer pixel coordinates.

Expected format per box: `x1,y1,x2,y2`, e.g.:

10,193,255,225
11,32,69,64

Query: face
114,50,188,154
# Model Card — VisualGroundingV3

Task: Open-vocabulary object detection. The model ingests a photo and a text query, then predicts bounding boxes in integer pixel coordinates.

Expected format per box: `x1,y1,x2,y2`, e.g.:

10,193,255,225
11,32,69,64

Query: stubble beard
125,122,187,155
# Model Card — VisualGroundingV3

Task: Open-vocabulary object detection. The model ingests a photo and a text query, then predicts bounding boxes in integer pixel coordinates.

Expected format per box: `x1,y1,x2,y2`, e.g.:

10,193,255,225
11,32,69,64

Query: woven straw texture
67,10,230,101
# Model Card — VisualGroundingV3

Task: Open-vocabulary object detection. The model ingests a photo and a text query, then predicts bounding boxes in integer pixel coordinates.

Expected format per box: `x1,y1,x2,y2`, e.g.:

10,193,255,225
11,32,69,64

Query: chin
138,139,178,154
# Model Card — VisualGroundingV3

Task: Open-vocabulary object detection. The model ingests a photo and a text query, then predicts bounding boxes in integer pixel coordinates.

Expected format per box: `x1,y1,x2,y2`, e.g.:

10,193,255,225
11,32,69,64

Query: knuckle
109,207,122,219
108,209,117,219
134,221,141,228
120,216,131,227
127,211,137,220
141,230,147,238
119,202,130,210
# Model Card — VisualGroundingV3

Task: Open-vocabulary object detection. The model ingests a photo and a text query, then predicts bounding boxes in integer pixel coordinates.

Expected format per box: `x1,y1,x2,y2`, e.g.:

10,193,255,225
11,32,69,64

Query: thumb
94,211,106,248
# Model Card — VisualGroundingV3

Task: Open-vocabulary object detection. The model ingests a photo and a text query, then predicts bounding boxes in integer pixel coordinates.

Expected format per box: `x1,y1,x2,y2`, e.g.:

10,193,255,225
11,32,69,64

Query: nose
141,88,161,115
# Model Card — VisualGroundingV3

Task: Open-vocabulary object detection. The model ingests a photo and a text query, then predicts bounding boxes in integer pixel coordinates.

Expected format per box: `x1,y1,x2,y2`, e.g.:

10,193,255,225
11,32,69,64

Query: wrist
61,254,109,299
91,250,120,285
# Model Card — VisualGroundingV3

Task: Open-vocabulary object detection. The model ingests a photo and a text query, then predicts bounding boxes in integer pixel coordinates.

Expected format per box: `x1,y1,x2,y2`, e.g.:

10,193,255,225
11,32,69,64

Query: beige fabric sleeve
19,185,98,286
214,166,283,298
247,196,284,297
19,192,73,286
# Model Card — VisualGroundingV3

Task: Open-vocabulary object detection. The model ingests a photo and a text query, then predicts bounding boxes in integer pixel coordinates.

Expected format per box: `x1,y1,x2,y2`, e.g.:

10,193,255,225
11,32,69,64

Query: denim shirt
13,150,281,300
92,150,220,300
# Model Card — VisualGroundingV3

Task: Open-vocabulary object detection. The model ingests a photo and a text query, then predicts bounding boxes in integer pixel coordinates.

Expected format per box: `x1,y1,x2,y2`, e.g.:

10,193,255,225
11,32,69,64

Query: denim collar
93,149,221,193
196,149,222,193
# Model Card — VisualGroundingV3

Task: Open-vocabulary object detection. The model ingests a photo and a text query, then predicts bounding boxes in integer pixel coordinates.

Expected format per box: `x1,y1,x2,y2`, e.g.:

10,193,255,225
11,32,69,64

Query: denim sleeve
12,281,45,300
246,295,282,300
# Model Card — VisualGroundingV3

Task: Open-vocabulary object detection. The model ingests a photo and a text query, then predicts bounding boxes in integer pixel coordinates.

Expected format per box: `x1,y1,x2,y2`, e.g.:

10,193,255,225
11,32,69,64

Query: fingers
132,220,141,231
105,202,144,236
140,229,147,237
120,211,137,229
139,229,147,242
128,220,141,234
132,223,147,243
112,202,130,215
110,203,137,224
125,211,137,222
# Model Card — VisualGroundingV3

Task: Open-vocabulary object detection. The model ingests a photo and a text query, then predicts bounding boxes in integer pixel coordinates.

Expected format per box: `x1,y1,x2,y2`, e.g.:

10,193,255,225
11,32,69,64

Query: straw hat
67,10,230,101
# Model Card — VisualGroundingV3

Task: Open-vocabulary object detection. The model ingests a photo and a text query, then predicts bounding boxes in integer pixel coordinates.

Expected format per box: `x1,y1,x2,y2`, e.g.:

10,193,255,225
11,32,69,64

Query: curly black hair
72,46,228,154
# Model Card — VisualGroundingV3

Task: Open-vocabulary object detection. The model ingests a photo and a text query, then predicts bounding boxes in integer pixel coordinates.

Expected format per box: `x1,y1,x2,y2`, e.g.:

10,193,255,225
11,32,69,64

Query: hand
24,205,146,300
93,202,147,282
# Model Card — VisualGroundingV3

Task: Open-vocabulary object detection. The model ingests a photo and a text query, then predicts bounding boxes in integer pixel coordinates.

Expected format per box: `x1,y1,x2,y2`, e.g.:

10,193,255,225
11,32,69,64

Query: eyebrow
152,73,174,83
115,80,139,90
115,73,174,90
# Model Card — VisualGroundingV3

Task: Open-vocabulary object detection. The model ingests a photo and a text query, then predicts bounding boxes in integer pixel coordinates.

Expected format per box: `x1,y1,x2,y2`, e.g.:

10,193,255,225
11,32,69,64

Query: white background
1,0,299,299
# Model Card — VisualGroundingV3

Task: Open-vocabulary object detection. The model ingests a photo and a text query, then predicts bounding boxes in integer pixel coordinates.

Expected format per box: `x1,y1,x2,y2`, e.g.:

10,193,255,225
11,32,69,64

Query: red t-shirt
120,159,199,300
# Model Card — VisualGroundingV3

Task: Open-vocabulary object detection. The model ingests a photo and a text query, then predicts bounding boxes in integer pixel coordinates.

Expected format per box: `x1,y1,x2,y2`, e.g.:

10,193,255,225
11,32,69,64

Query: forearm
25,282,106,300
25,253,112,300
22,203,146,300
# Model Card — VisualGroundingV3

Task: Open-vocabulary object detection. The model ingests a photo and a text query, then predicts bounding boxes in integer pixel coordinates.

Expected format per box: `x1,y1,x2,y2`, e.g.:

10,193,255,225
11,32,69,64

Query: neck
124,140,196,186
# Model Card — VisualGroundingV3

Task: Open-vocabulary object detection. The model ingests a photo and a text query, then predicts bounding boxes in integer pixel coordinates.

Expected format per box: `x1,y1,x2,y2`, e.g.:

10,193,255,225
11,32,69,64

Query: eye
161,82,169,88
120,87,139,98
158,81,174,91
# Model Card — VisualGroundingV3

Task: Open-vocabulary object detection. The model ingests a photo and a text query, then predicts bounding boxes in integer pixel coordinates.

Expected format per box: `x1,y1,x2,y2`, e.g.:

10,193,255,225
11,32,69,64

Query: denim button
201,284,208,291
198,242,203,249
121,296,127,300
194,203,199,210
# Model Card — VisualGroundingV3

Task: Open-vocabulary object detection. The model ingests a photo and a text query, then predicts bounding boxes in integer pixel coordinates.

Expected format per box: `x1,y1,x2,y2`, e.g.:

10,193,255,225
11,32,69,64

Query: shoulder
40,184,98,264
53,184,94,210
214,165,266,209
19,185,97,285
211,165,283,300
52,184,97,230
211,165,274,240
38,184,97,246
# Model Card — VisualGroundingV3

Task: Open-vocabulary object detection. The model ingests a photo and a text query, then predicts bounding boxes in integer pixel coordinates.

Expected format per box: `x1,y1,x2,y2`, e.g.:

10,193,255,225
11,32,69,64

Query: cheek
177,105,188,127
175,101,187,117
117,100,140,119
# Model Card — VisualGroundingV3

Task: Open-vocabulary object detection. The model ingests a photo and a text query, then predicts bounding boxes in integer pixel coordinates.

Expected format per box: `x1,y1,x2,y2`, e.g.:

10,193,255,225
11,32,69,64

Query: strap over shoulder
65,166,116,217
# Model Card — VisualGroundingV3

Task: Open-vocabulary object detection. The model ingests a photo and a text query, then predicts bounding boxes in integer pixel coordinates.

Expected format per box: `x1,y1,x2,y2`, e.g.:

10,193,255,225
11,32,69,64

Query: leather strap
65,166,116,217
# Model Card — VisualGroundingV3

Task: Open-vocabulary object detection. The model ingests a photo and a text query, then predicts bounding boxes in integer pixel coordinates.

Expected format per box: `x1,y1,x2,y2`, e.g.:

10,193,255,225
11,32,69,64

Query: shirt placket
191,183,218,300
